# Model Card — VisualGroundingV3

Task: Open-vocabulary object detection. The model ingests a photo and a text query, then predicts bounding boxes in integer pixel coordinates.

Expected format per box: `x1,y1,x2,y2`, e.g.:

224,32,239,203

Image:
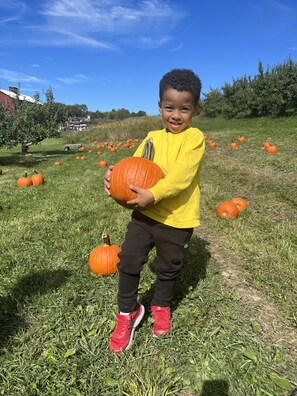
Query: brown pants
117,211,193,313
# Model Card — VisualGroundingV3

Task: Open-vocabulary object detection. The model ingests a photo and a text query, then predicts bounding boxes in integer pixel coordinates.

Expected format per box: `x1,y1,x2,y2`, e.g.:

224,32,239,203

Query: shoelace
115,317,133,336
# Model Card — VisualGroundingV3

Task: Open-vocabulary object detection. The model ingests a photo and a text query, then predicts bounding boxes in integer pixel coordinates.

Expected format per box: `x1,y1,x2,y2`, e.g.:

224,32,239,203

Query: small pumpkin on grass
17,172,32,187
89,233,121,276
98,160,107,168
207,139,217,148
238,136,246,142
263,141,273,149
216,200,239,219
31,170,44,187
231,197,248,212
54,161,61,166
230,141,237,148
109,138,164,209
265,144,278,154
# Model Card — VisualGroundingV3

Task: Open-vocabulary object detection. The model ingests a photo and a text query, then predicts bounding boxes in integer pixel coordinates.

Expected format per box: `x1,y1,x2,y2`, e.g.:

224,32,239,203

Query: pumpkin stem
141,137,154,160
102,232,111,246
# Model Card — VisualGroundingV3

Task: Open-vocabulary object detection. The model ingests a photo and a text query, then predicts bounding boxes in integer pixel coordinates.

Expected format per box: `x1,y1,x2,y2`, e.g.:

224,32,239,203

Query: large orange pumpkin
109,157,164,209
231,197,248,212
17,172,33,187
216,201,239,219
109,137,164,209
31,170,44,186
89,233,121,276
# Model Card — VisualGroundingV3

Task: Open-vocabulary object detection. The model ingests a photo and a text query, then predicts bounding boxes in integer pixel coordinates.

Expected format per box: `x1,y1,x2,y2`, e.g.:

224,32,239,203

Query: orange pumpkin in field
230,141,237,148
263,141,273,149
231,197,248,212
109,137,165,209
216,201,239,219
31,170,44,187
98,160,107,168
89,233,121,276
265,144,278,154
208,139,217,148
109,157,164,209
17,172,32,187
54,161,61,166
238,136,246,142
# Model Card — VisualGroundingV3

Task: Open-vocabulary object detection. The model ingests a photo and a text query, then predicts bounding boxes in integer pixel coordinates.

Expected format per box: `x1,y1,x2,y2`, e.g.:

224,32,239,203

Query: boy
104,68,205,354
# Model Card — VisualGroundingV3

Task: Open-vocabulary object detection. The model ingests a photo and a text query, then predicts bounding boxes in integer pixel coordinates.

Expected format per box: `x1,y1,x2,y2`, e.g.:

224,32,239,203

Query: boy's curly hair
159,69,202,106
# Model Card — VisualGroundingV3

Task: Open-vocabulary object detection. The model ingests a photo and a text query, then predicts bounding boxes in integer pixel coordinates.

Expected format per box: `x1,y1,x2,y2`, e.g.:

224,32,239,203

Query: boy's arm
148,132,205,203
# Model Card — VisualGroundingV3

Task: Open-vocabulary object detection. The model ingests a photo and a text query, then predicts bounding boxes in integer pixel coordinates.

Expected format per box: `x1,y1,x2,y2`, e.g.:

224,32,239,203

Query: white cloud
41,27,120,50
265,0,291,13
0,0,186,50
0,68,47,84
56,74,89,84
0,1,27,24
136,35,171,49
41,0,183,32
170,43,183,52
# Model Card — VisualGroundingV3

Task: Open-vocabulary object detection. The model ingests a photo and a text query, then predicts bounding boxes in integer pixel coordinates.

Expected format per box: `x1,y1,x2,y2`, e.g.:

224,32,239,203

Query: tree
0,87,67,153
201,89,225,117
0,102,14,147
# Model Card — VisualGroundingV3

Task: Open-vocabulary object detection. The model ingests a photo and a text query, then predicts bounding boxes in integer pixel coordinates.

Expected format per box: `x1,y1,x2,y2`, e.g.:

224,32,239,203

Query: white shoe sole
125,304,145,350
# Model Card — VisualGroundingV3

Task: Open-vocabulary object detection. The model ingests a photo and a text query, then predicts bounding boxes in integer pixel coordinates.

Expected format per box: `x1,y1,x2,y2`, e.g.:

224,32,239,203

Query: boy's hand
127,185,155,209
104,165,114,195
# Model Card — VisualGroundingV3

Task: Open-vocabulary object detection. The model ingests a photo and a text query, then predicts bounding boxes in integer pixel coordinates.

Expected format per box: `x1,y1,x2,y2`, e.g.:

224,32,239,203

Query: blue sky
0,0,296,115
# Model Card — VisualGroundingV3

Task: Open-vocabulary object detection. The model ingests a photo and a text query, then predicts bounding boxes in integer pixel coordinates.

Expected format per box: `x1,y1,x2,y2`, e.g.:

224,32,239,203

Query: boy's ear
193,103,199,115
158,100,162,113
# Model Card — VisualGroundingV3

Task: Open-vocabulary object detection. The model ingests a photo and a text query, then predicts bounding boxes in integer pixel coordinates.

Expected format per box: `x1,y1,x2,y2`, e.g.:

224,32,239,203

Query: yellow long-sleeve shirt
133,127,205,228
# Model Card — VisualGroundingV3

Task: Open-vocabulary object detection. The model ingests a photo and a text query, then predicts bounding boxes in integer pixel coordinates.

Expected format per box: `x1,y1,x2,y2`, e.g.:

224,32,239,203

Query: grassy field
0,116,296,395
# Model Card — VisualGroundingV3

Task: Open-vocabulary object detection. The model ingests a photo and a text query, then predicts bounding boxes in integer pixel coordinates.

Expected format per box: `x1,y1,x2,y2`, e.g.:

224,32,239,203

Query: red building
0,86,36,111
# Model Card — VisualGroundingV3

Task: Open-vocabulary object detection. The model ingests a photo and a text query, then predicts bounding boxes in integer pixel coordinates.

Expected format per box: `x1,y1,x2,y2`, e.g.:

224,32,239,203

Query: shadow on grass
0,269,71,350
199,379,229,395
0,150,73,168
140,234,211,315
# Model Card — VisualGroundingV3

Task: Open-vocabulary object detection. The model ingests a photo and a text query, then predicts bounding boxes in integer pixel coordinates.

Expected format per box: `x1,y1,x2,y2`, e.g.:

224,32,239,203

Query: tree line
201,57,297,119
60,103,147,121
0,89,147,152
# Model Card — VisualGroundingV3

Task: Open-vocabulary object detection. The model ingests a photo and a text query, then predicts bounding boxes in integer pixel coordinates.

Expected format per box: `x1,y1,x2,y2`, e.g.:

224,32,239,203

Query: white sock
119,311,130,315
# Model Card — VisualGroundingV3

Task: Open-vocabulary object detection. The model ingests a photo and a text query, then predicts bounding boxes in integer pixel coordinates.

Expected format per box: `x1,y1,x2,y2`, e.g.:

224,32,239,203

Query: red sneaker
151,306,171,337
109,304,145,354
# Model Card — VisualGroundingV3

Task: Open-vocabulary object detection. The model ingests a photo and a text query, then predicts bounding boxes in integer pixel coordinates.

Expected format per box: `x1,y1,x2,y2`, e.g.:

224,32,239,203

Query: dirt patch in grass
196,225,297,358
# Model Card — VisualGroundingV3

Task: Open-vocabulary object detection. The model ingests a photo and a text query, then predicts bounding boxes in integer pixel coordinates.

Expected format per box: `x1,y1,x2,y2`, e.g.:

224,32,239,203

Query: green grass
0,116,296,395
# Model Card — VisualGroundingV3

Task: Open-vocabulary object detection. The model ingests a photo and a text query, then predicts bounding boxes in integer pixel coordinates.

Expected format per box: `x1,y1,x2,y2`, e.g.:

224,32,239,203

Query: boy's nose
172,109,181,119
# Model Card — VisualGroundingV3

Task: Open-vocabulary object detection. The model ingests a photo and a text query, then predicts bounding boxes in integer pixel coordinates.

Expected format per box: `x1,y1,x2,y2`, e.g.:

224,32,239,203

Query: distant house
0,86,36,111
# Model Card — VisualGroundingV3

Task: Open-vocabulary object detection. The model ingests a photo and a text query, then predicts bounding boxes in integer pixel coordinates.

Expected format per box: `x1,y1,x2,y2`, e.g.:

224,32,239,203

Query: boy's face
158,88,198,134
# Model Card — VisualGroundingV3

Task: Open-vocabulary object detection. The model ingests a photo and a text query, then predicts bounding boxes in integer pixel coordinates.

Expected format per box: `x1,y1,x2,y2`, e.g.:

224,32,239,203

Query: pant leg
151,225,193,307
117,215,155,312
